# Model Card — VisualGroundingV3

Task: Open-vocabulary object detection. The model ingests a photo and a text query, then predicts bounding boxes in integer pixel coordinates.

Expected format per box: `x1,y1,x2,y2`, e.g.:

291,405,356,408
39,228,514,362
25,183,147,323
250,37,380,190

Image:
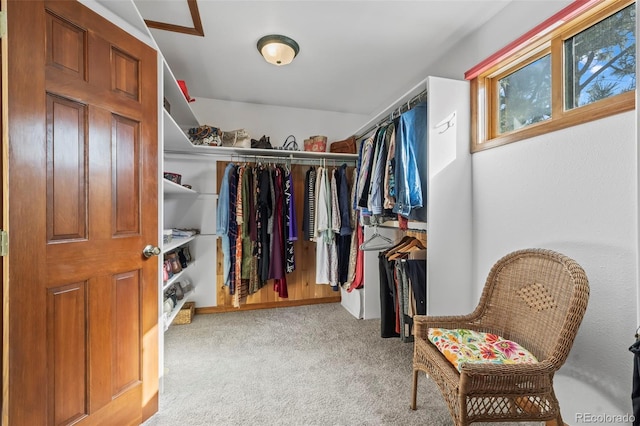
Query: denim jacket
216,163,235,236
216,163,235,286
393,102,426,218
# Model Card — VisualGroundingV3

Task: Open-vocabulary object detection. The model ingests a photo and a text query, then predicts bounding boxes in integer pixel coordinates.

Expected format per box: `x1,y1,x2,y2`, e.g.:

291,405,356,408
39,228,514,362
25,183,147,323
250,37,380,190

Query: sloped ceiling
98,1,582,117
125,0,519,115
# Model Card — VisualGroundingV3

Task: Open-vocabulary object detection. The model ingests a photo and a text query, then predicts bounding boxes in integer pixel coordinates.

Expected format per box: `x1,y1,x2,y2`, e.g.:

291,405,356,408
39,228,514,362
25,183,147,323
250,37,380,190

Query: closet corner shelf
163,178,198,195
163,290,195,331
163,235,197,253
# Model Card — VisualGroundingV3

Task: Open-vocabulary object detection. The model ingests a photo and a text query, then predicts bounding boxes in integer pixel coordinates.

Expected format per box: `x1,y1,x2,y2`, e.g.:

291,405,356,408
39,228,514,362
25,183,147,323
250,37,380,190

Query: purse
329,136,356,154
251,135,273,149
188,125,221,146
303,135,327,152
221,129,251,148
282,135,299,151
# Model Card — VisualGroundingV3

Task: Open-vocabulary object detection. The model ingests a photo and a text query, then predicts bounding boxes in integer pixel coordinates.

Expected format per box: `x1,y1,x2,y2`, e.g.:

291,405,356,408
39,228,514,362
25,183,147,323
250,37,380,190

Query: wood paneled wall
198,161,355,313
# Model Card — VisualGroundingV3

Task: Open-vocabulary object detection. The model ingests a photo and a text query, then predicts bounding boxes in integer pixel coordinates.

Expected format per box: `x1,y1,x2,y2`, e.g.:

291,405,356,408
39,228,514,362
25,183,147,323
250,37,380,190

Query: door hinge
0,12,6,39
0,230,8,256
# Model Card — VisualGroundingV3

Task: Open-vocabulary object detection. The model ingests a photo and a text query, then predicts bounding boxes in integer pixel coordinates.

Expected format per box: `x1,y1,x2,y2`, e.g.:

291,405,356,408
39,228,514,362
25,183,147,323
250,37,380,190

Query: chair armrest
413,314,481,341
459,360,557,394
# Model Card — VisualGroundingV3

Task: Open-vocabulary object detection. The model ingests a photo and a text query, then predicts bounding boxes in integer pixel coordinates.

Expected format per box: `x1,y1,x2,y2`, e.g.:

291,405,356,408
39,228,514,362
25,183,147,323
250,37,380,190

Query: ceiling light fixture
257,34,300,66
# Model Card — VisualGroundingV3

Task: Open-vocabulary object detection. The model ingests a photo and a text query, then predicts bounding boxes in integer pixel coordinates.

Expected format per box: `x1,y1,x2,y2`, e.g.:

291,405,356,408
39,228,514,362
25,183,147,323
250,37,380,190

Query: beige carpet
143,302,542,426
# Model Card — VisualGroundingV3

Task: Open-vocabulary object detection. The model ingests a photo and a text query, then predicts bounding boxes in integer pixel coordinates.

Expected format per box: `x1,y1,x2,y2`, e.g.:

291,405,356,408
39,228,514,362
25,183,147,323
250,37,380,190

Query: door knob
143,245,161,258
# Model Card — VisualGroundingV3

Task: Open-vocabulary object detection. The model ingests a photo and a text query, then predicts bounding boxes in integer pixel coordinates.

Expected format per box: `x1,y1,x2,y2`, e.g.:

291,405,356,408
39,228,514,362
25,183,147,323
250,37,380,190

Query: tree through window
565,3,636,110
498,54,551,134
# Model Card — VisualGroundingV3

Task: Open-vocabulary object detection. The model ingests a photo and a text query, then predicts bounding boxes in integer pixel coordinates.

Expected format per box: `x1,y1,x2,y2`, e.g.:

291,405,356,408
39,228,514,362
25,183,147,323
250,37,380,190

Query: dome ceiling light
257,34,300,66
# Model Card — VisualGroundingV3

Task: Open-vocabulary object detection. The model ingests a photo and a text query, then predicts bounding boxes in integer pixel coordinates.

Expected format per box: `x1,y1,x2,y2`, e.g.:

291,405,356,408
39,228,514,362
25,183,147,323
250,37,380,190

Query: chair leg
411,369,418,410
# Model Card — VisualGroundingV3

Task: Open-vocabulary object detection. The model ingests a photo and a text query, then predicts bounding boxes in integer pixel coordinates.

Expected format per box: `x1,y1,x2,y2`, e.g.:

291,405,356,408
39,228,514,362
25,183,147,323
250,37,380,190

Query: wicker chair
411,248,589,425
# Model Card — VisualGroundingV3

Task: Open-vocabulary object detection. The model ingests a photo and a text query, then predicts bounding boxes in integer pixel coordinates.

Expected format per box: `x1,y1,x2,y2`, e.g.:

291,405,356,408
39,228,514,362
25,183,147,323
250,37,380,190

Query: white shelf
163,178,197,195
163,109,194,151
162,265,193,292
162,235,196,253
163,130,358,161
162,60,199,127
161,98,358,161
372,220,428,231
163,290,194,331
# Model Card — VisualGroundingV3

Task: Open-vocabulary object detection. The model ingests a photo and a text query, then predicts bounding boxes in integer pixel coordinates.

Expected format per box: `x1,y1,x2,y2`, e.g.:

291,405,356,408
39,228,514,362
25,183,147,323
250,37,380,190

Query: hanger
388,237,426,260
382,235,412,256
359,224,394,251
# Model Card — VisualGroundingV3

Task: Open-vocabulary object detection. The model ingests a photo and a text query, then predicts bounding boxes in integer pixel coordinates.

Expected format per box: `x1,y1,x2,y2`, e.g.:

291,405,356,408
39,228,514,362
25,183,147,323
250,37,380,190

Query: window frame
471,0,635,153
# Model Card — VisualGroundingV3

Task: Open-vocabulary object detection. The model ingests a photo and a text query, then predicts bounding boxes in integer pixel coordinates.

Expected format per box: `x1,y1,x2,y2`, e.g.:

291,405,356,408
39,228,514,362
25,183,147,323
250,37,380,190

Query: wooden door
4,1,158,425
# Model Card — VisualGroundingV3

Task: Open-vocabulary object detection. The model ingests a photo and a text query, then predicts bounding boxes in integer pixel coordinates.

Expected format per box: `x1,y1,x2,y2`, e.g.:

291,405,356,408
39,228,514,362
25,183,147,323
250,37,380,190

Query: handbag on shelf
329,136,356,154
251,135,273,149
281,135,299,151
221,129,251,149
188,125,221,146
303,135,327,152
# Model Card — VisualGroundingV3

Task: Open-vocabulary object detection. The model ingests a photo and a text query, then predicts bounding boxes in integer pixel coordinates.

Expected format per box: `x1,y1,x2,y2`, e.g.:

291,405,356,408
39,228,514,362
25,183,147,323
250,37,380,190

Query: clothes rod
356,89,427,140
164,149,357,165
229,154,356,167
364,221,428,233
353,78,428,139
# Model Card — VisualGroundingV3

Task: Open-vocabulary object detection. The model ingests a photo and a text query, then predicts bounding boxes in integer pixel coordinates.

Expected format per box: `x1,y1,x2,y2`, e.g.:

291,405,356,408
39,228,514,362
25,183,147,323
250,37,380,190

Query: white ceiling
103,1,517,116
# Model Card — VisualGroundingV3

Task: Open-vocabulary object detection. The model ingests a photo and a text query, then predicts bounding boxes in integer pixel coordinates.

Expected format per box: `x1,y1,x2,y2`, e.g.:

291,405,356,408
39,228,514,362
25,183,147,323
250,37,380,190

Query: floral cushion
427,328,538,372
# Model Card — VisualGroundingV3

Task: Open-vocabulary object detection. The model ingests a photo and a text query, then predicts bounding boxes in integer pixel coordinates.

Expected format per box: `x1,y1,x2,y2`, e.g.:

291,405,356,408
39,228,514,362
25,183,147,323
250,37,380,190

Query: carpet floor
143,303,542,426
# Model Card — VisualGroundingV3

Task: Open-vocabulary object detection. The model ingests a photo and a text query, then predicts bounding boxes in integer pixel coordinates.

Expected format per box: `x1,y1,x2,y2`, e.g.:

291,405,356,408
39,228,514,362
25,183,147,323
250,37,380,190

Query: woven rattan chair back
411,248,589,425
471,249,589,365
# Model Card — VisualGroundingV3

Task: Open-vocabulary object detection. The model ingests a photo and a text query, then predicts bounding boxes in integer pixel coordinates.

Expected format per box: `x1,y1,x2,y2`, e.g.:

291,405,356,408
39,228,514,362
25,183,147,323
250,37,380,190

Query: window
470,0,636,152
498,54,552,134
565,4,636,110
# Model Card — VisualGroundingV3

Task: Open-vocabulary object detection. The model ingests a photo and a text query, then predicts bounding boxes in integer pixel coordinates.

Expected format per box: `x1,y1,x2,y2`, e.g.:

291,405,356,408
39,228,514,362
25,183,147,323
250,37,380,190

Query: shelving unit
161,230,196,329
159,54,210,341
341,76,473,320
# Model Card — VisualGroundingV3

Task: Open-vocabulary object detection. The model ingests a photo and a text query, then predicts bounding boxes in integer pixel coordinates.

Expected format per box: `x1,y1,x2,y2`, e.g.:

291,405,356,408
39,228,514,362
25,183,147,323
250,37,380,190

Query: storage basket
174,302,195,325
303,135,327,152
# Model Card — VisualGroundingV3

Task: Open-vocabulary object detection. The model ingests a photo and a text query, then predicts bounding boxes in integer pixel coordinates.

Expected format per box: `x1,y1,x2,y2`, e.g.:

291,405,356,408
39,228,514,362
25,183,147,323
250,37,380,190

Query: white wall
473,112,636,414
190,98,369,149
426,1,572,81
423,0,638,417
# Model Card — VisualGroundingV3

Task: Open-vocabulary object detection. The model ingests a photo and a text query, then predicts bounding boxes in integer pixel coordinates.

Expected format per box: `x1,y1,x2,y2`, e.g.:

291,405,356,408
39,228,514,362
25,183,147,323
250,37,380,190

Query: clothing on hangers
353,98,427,225
285,168,296,274
216,162,235,287
303,167,316,241
217,158,360,305
377,236,427,340
393,101,427,221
